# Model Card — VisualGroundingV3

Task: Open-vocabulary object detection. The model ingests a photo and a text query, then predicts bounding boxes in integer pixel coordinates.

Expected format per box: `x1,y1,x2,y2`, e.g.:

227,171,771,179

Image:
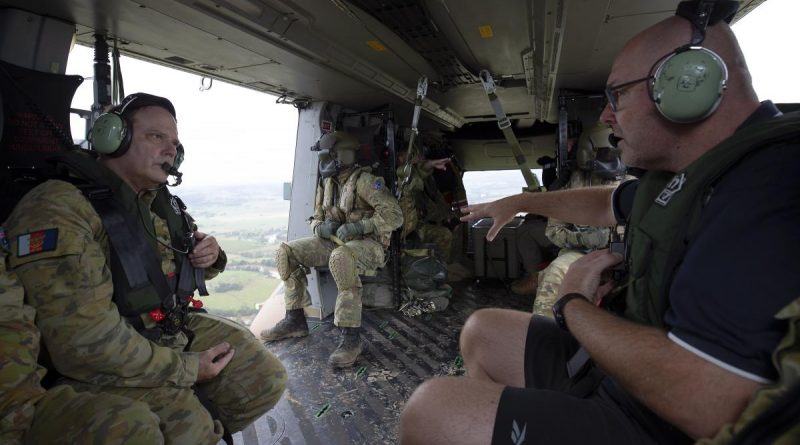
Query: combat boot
260,309,309,342
328,327,363,368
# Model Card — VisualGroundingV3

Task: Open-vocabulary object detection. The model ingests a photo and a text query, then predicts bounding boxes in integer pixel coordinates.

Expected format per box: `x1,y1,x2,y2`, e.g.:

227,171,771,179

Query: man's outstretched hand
460,196,519,242
197,342,235,382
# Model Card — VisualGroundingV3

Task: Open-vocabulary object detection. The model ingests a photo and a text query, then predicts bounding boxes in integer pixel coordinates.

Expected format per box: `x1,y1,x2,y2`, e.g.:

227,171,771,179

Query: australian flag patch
17,229,58,257
373,179,383,190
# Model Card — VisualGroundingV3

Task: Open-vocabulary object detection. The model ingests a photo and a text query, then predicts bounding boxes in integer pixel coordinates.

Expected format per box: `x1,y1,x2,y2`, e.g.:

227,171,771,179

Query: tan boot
510,274,538,295
328,327,364,368
260,309,309,342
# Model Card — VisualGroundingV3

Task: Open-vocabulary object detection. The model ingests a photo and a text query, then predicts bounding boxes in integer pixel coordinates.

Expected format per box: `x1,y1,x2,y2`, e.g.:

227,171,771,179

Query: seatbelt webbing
86,190,175,309
479,69,542,192
398,76,428,200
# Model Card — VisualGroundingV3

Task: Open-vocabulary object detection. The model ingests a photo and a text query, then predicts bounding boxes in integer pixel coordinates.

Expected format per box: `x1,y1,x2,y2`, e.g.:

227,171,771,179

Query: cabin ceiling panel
428,0,532,79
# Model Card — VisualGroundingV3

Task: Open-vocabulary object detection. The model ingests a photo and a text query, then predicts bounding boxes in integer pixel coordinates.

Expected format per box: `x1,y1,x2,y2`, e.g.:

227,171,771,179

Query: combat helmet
313,131,360,177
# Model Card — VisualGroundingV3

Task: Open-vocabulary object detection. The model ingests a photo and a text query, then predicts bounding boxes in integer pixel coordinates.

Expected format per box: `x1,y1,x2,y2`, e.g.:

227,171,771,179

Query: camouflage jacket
312,166,402,247
397,163,455,239
0,248,45,445
546,170,619,251
4,179,224,389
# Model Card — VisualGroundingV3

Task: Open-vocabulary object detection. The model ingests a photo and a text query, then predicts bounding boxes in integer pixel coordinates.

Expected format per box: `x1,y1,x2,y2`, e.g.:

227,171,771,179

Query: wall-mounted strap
479,70,542,192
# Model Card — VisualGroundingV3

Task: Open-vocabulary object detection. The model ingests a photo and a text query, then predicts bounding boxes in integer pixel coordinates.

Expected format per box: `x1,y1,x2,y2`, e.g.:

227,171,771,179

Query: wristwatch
552,293,587,331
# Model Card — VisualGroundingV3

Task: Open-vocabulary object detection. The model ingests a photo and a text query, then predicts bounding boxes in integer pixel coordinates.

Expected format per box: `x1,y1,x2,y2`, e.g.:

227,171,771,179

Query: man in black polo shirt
398,3,800,444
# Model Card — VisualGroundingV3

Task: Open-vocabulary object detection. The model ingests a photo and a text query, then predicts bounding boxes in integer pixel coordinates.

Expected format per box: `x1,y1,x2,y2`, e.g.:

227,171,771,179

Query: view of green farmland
178,183,289,325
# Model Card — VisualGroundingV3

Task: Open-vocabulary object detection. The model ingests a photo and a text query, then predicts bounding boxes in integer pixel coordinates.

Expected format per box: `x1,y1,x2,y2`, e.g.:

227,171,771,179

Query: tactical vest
321,166,376,223
53,151,198,333
618,112,800,327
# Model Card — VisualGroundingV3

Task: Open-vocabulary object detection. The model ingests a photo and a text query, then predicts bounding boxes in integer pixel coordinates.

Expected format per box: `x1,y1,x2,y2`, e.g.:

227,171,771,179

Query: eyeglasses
604,76,653,112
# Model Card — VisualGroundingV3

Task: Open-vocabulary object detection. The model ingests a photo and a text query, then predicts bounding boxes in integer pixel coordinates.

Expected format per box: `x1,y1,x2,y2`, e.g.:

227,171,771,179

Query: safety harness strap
398,76,429,200
479,70,542,191
80,185,176,312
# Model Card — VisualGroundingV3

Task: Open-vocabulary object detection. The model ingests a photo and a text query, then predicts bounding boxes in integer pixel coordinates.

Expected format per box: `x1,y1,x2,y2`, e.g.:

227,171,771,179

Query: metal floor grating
225,279,529,444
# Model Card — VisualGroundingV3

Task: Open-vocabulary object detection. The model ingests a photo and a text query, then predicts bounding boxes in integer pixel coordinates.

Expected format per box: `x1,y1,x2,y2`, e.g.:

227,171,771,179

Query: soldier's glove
315,220,341,239
336,220,375,242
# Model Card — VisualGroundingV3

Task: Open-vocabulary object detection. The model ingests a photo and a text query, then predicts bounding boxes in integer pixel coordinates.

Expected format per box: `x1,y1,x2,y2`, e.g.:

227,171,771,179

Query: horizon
65,0,799,201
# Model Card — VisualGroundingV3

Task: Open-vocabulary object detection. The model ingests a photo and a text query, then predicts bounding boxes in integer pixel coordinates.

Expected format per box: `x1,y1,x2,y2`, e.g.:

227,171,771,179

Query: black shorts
491,316,657,445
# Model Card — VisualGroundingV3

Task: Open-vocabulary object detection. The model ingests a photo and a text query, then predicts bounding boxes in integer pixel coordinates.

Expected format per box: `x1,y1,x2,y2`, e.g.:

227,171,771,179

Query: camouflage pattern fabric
2,248,163,445
283,166,401,327
533,169,620,315
533,250,585,317
417,223,453,261
0,250,45,444
4,179,286,440
279,237,386,327
545,171,615,251
27,384,163,445
312,168,403,248
698,297,800,445
397,164,454,260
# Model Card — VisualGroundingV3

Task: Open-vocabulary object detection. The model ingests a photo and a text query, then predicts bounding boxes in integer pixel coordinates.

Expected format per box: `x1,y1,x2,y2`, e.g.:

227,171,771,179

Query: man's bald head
601,15,760,172
613,16,754,101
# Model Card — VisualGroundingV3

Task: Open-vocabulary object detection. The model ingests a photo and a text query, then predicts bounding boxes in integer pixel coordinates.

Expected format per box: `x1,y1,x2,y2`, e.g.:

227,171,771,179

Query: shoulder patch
17,229,59,257
373,178,384,190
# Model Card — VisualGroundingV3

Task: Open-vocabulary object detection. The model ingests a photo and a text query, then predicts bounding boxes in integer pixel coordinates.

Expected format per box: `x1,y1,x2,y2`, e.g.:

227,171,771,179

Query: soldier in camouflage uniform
533,124,625,316
3,94,286,443
261,131,403,368
2,233,164,445
396,146,454,261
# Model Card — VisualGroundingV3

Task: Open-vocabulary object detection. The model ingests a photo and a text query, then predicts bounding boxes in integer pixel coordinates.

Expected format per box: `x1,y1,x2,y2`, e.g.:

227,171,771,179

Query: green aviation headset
90,92,182,165
649,0,739,123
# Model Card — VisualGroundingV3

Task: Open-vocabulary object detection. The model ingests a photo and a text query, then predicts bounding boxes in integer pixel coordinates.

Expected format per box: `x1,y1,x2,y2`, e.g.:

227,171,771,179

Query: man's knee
275,243,295,281
329,246,358,289
232,336,288,412
400,378,448,443
460,308,504,356
208,332,287,432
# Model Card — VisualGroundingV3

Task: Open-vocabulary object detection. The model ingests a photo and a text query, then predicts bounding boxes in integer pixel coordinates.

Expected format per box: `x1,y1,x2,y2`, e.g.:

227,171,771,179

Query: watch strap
553,292,587,331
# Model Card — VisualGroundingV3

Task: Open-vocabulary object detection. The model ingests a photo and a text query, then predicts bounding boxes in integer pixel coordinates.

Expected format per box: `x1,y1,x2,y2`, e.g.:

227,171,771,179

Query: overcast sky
65,0,799,192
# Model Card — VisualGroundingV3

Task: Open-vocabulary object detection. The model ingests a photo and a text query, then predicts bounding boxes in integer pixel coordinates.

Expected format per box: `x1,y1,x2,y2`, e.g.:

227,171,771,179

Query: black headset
648,1,739,123
90,92,178,158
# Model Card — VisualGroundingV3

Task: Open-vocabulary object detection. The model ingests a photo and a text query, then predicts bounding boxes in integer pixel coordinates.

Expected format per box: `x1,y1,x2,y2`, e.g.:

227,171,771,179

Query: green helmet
315,131,359,177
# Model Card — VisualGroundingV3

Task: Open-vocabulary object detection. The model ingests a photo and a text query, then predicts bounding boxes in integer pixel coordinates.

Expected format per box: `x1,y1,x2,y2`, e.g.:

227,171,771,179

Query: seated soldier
3,94,286,443
261,131,403,368
509,125,583,296
396,143,453,261
534,124,625,316
1,233,162,444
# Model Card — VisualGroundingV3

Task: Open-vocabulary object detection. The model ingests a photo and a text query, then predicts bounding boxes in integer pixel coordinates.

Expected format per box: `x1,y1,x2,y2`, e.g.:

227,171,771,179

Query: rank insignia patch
17,229,59,257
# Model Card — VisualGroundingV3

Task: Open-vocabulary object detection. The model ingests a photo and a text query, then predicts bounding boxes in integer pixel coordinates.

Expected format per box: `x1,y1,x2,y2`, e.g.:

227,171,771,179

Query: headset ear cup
91,113,131,156
651,47,728,123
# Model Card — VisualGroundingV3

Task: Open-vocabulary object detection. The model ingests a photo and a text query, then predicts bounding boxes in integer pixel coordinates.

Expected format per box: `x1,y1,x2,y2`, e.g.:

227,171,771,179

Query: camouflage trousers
516,218,554,274
61,312,286,444
279,236,385,327
26,384,163,445
533,250,585,317
417,223,453,262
